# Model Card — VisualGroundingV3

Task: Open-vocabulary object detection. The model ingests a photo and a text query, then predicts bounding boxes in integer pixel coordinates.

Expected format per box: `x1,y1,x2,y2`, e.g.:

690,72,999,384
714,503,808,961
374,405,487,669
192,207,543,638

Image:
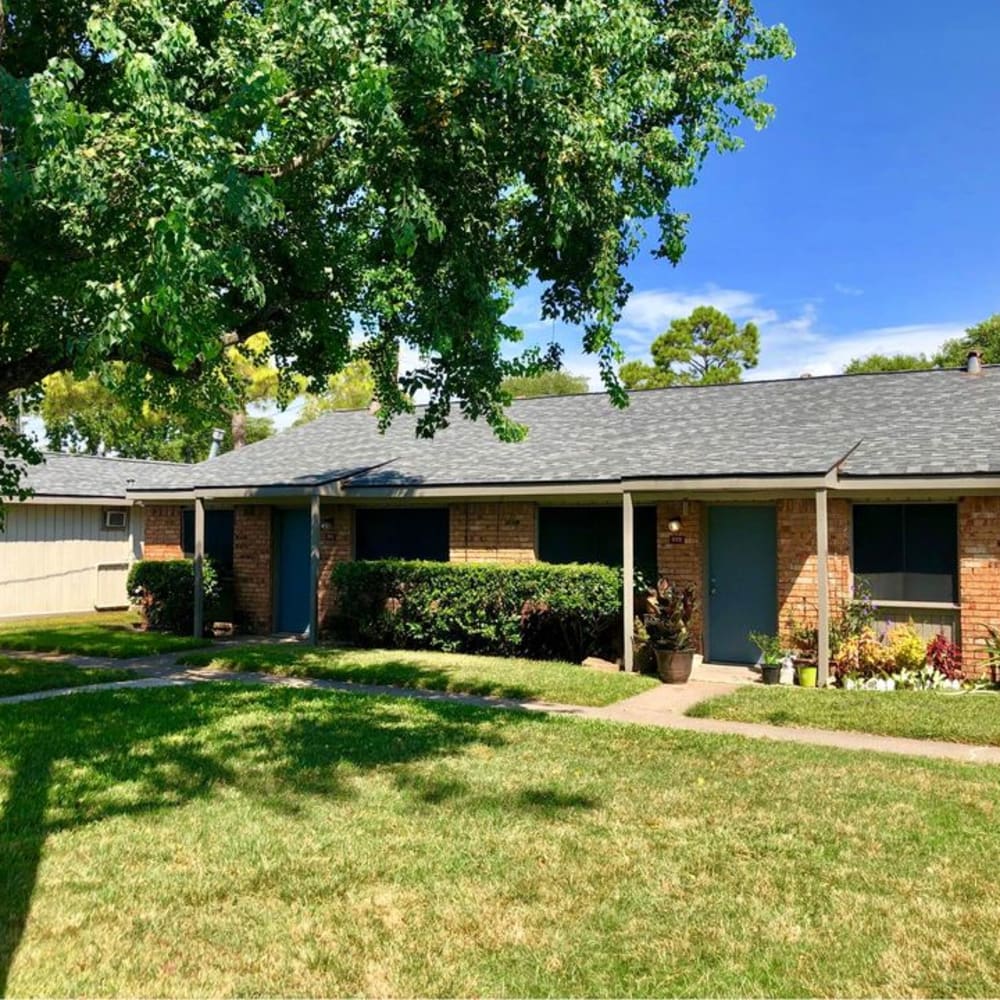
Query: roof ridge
42,451,190,467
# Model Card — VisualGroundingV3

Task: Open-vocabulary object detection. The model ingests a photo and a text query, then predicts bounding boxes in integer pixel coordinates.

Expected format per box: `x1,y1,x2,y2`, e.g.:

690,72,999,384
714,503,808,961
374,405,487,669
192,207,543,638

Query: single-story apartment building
112,360,1000,682
0,453,181,616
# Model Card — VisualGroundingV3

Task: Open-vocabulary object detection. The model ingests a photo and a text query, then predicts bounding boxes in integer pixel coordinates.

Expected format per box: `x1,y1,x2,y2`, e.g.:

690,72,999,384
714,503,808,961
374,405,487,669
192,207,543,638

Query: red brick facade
142,505,184,560
655,502,704,652
233,506,272,634
958,496,1000,673
135,496,1000,669
776,497,852,635
318,504,354,630
449,502,536,562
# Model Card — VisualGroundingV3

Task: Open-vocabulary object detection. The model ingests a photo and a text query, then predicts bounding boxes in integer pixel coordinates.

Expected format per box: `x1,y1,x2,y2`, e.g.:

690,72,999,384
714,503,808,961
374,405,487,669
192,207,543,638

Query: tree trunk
230,408,247,450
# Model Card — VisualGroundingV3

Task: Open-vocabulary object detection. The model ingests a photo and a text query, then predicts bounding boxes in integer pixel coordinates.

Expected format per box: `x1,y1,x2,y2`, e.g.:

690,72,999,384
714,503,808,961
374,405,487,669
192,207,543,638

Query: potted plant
749,631,786,685
784,616,819,687
644,578,698,684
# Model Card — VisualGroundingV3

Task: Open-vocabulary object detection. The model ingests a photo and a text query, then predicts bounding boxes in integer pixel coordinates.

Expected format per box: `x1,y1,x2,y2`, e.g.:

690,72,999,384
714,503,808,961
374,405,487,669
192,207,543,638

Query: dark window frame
354,506,451,562
852,502,958,605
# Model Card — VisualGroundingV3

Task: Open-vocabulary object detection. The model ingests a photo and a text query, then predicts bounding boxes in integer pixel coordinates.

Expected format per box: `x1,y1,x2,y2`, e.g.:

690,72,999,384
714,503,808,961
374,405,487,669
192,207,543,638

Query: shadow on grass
0,684,548,994
188,648,545,702
0,622,203,658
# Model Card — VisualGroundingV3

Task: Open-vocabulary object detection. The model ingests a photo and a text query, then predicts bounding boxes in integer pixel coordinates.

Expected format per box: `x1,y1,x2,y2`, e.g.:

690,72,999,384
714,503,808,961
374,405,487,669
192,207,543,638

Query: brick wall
959,496,1000,674
233,506,272,634
449,502,536,562
142,505,184,560
318,505,354,630
656,502,704,652
776,497,851,635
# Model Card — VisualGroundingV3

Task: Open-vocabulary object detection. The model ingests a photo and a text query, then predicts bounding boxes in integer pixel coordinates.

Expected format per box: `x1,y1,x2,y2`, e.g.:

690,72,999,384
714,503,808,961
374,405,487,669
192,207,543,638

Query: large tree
295,359,376,424
620,305,760,388
0,0,792,501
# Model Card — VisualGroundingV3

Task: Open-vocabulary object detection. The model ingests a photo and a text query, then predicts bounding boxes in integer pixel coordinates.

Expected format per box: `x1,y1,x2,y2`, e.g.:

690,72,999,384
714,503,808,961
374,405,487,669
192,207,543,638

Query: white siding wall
0,504,143,617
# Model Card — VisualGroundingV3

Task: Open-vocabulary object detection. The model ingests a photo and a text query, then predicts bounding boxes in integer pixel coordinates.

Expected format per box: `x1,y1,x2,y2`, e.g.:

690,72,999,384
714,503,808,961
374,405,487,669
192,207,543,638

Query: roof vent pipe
208,427,226,459
966,350,983,375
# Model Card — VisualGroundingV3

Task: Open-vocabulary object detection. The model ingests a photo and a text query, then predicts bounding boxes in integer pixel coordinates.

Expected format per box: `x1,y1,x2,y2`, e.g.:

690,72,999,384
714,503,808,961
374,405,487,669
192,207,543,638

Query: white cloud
834,282,864,297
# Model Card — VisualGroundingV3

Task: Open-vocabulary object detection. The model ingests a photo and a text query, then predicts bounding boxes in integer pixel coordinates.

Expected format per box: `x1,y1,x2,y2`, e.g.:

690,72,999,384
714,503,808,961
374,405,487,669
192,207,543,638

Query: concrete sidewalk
3,648,1000,765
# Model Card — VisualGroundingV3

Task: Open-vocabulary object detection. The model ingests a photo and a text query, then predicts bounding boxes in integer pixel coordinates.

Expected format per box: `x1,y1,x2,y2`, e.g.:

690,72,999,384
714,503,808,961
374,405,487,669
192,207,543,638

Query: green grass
179,644,659,707
0,611,209,658
2,685,1000,996
0,656,137,698
688,684,1000,746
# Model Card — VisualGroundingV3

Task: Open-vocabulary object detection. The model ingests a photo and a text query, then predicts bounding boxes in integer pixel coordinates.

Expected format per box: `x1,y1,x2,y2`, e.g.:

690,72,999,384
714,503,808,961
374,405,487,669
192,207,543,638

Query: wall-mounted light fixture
667,516,683,533
321,519,335,532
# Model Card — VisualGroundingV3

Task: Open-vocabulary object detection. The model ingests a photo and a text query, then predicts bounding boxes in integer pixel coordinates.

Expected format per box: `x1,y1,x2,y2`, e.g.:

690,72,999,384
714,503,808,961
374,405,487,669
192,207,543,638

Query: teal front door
707,505,777,664
275,508,311,634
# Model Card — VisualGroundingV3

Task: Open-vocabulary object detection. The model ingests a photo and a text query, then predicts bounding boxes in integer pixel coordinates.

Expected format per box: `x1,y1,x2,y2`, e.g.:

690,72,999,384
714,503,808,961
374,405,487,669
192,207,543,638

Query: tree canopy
501,371,589,398
843,353,933,375
295,359,376,424
619,305,760,388
0,0,792,501
842,314,1000,374
935,314,1000,367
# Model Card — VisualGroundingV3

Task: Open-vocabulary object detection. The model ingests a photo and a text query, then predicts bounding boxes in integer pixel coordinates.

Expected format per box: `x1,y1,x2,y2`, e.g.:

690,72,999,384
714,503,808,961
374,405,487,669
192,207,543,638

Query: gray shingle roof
125,366,1000,494
20,453,186,499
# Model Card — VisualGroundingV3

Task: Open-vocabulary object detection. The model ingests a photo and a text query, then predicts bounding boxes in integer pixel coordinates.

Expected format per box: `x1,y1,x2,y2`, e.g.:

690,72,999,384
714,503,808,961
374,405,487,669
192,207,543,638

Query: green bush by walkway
331,559,622,662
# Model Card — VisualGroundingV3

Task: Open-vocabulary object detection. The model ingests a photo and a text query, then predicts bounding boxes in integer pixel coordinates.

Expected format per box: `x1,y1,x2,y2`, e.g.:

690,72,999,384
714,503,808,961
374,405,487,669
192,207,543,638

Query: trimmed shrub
331,560,622,662
128,559,220,634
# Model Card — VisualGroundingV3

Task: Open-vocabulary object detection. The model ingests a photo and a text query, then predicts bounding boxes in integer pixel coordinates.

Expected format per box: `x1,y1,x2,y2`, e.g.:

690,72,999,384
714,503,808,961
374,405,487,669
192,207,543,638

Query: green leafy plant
331,560,622,662
643,579,697,652
128,560,219,634
748,632,786,665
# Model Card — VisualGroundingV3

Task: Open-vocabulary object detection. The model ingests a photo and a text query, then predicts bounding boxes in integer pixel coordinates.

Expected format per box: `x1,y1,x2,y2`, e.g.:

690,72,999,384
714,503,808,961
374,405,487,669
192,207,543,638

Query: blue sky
509,0,1000,387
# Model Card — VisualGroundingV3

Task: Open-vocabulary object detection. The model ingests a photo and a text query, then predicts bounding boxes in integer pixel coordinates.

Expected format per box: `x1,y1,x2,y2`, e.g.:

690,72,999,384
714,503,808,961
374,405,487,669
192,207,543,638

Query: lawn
688,685,1000,746
179,644,659,707
0,656,137,698
0,611,209,658
1,685,999,996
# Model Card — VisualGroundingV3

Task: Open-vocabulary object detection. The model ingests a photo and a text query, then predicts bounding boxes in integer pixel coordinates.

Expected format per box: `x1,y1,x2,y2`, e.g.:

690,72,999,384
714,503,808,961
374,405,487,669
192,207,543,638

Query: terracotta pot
654,648,695,684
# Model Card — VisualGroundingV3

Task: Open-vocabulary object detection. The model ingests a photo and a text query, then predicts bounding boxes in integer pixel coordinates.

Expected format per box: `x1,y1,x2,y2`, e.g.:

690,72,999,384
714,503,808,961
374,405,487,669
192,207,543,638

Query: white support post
309,493,321,645
623,490,635,672
816,487,830,686
193,497,205,639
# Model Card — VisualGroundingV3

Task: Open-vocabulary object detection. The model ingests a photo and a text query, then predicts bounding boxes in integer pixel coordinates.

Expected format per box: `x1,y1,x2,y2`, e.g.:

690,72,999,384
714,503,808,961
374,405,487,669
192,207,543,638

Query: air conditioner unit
104,508,128,530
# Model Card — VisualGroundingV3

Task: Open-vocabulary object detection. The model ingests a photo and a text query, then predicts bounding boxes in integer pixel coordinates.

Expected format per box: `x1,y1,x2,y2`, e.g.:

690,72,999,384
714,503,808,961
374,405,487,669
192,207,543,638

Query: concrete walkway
3,648,1000,765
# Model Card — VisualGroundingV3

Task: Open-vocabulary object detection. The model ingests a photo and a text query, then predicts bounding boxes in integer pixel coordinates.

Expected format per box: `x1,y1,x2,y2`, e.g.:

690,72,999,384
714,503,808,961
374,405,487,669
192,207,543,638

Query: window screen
182,509,235,570
354,507,450,561
538,505,657,580
853,504,956,603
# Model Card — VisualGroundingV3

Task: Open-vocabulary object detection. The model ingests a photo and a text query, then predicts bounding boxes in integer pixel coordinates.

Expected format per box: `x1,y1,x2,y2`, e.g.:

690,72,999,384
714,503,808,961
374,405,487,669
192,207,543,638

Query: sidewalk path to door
2,648,1000,766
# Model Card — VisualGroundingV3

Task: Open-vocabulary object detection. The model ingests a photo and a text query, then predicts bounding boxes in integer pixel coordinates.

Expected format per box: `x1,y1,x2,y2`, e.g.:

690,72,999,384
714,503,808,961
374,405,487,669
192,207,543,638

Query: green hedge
330,560,623,662
128,559,220,634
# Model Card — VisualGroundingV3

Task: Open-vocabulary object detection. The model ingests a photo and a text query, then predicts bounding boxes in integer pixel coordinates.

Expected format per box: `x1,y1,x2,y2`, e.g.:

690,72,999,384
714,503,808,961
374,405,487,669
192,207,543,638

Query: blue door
707,505,777,664
275,508,311,634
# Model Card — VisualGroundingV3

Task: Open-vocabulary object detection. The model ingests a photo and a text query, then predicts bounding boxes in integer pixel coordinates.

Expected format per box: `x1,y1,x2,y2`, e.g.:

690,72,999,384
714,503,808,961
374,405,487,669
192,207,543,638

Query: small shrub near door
128,559,220,634
330,560,622,662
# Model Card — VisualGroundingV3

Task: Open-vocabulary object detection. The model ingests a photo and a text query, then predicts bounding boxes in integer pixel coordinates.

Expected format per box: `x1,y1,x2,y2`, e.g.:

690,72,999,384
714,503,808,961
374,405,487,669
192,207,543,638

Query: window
355,507,450,561
538,505,658,581
853,504,957,604
103,508,128,530
182,509,235,570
